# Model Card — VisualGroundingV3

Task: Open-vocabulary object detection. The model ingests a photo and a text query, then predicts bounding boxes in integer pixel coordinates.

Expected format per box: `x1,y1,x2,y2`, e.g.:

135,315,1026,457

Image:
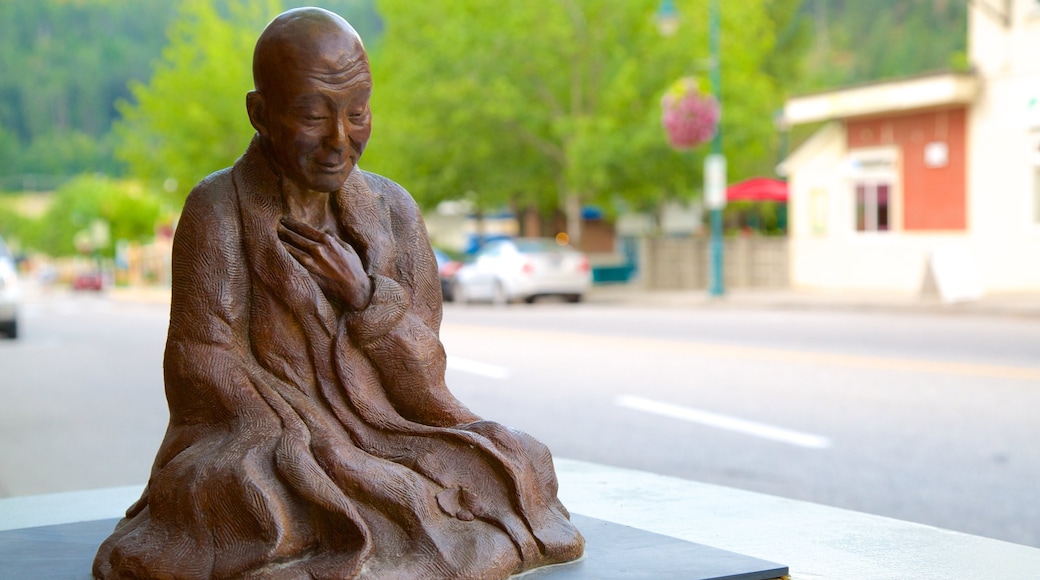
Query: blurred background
1,0,1039,553
0,0,994,292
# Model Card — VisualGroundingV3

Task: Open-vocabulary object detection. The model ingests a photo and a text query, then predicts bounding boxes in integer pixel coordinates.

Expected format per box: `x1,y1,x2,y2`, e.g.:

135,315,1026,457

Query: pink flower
661,79,720,150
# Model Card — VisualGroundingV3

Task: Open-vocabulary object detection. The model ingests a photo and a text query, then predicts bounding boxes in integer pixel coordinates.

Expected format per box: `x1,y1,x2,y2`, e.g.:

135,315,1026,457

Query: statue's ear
246,91,268,136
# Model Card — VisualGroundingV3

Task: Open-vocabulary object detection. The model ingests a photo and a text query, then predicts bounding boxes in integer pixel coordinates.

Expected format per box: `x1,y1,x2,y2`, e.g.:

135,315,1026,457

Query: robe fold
93,139,584,579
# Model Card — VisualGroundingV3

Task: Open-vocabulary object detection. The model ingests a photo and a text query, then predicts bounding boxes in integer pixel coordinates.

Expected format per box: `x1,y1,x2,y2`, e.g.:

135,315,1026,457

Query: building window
846,147,898,233
855,181,890,232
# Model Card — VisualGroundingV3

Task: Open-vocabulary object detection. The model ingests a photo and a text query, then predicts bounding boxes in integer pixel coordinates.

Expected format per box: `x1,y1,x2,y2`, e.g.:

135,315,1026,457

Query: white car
0,235,20,338
452,237,591,304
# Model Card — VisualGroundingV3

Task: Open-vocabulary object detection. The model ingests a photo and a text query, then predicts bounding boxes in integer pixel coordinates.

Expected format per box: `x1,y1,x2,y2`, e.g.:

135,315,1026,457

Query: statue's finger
279,217,325,241
282,241,315,267
278,223,320,249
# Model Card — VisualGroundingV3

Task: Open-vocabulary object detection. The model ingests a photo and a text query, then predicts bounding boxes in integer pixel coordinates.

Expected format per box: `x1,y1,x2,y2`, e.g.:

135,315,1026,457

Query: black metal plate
0,514,788,580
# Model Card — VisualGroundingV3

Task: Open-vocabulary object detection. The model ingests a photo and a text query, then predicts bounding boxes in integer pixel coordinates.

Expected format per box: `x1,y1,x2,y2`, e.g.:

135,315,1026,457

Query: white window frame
854,180,893,232
844,147,900,235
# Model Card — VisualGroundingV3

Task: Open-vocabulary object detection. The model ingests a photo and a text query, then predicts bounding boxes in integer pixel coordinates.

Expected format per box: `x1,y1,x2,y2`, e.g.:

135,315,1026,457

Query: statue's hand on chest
277,216,373,311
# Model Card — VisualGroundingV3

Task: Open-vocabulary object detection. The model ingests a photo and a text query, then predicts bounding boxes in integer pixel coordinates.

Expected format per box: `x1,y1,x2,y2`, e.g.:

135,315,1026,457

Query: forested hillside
0,0,967,191
0,0,380,191
0,2,173,188
797,0,968,91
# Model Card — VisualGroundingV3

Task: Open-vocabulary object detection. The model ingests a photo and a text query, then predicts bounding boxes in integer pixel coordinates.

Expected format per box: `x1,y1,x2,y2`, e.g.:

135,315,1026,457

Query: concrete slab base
5,460,1040,579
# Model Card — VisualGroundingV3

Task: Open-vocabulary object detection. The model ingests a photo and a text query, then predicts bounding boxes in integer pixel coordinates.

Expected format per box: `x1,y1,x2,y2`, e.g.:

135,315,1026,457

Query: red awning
726,178,788,202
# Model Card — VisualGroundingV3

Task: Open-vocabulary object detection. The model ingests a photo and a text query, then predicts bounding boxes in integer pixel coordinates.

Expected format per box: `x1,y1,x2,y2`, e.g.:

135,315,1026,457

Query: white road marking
446,356,510,380
616,395,832,449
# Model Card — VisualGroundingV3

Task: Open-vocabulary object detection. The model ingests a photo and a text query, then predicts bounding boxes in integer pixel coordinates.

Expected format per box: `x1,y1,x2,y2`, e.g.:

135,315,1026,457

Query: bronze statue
93,7,583,579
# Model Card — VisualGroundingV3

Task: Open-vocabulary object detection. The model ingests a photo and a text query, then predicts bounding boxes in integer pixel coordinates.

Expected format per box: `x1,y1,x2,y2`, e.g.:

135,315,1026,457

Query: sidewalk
105,283,1040,318
586,283,1040,318
106,285,173,306
4,459,1039,580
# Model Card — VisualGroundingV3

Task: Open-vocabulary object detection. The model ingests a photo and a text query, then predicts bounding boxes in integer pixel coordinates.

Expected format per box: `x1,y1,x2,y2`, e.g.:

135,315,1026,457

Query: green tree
0,0,381,187
114,0,280,201
0,125,22,181
113,0,383,202
30,175,165,258
0,197,31,249
365,0,797,238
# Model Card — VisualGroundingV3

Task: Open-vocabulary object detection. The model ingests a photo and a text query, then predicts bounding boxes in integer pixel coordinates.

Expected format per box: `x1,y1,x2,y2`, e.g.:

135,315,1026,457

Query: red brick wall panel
847,107,967,231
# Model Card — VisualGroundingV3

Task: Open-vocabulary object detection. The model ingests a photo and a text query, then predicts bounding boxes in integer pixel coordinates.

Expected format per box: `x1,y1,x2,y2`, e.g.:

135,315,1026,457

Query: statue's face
260,45,372,193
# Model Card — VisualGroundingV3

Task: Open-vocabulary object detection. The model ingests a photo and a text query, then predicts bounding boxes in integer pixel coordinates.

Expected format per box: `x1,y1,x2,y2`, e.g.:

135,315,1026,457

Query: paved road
0,293,168,496
1,291,1038,548
438,301,1040,548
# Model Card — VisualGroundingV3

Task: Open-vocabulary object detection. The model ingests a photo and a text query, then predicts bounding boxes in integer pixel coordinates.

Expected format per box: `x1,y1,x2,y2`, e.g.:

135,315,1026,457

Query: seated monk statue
93,7,584,579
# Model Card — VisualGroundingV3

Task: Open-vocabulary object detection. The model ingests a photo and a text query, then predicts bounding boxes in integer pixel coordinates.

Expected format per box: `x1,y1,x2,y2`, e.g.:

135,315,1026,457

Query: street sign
704,153,727,210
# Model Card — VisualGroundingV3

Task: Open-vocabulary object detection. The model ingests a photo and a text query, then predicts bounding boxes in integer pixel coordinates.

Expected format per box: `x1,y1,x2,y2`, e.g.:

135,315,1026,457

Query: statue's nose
324,115,349,151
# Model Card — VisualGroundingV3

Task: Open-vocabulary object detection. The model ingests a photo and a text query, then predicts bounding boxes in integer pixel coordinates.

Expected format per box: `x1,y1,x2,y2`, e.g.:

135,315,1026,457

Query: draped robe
93,139,584,579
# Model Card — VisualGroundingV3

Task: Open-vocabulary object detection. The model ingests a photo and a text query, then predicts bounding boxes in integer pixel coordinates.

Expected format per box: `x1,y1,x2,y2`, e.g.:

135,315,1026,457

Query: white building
780,0,1040,297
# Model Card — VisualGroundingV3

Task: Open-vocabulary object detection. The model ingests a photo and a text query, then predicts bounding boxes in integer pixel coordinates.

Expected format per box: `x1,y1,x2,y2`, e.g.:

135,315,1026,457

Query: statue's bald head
253,7,367,96
246,8,373,193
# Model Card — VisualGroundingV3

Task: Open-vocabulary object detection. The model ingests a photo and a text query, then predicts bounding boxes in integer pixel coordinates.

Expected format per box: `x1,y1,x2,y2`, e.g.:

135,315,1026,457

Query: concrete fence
639,235,789,290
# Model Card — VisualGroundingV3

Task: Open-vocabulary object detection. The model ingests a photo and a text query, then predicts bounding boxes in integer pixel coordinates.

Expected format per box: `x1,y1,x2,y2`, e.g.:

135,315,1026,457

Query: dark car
0,235,20,338
433,247,463,301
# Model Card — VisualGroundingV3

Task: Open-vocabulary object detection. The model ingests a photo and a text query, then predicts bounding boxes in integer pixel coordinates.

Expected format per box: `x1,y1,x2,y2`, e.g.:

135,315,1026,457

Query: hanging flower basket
660,77,720,150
